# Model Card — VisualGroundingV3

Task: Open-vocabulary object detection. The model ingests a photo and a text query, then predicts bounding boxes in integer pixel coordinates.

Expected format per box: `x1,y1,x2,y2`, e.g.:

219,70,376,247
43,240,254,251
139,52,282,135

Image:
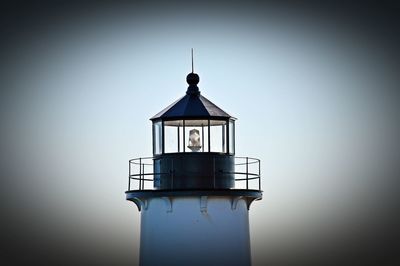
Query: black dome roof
150,72,234,121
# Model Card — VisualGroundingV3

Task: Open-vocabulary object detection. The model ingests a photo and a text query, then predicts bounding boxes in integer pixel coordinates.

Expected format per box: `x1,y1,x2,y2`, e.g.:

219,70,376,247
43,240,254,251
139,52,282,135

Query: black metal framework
128,156,261,191
153,118,235,156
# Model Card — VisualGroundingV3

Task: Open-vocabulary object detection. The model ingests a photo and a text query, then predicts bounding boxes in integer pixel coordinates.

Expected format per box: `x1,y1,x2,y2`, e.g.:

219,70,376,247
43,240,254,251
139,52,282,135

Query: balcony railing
128,156,261,191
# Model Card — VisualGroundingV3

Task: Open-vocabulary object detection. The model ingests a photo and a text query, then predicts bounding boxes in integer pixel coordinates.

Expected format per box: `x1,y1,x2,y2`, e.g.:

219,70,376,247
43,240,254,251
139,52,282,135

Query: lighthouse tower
126,65,262,266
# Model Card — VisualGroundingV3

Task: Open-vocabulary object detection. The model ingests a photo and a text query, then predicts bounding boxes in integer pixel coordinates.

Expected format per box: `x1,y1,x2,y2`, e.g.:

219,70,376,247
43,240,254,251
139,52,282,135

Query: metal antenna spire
191,48,194,73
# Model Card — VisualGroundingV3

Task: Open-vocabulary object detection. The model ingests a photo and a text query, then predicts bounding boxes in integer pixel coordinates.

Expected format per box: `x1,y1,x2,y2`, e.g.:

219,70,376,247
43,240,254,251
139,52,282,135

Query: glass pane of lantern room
210,120,227,153
178,124,184,152
153,121,162,155
229,120,235,154
203,122,209,152
164,120,183,153
184,120,208,152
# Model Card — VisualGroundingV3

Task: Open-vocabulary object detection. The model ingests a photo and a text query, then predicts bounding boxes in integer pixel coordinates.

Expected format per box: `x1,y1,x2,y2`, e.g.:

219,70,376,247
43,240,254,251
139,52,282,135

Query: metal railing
128,156,261,191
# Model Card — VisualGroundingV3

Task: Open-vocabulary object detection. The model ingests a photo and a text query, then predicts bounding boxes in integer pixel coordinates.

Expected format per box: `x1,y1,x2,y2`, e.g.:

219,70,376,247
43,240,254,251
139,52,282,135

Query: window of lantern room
229,120,235,154
159,119,232,154
184,120,209,152
164,120,183,153
153,121,162,155
210,120,227,153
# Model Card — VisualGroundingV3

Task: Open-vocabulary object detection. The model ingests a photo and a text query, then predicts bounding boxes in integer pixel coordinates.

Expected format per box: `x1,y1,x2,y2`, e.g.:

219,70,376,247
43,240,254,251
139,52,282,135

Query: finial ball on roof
186,72,200,85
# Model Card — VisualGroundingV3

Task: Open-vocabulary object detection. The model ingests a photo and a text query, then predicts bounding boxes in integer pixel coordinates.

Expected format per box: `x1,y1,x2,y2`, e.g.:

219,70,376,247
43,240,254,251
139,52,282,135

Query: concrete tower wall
139,196,251,266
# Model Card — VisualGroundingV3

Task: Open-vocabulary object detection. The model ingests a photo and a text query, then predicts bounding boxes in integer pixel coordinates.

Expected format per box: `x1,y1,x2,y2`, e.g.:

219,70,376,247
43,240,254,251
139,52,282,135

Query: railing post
128,160,131,191
246,157,249,190
142,163,145,190
139,158,142,190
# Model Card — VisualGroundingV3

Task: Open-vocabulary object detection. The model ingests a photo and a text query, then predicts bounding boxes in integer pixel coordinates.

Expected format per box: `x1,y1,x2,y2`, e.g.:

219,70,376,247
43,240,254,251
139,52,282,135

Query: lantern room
151,73,235,156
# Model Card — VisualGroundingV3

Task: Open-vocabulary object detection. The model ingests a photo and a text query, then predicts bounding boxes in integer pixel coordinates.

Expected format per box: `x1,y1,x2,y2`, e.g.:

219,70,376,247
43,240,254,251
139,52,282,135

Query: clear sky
1,2,399,265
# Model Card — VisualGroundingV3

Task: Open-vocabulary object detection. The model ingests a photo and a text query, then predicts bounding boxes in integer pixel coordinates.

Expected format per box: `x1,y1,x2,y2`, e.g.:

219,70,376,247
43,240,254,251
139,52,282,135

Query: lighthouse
126,60,262,266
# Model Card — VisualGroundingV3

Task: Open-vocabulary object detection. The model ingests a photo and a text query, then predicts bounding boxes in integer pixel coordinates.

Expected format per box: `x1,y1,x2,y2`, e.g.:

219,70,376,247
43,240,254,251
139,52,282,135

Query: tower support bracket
162,197,173,212
200,196,208,212
231,196,244,210
129,197,148,211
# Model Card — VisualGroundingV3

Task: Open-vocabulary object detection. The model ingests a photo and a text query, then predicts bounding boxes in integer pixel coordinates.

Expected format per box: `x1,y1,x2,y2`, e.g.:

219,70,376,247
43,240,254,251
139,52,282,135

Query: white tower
126,68,262,266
